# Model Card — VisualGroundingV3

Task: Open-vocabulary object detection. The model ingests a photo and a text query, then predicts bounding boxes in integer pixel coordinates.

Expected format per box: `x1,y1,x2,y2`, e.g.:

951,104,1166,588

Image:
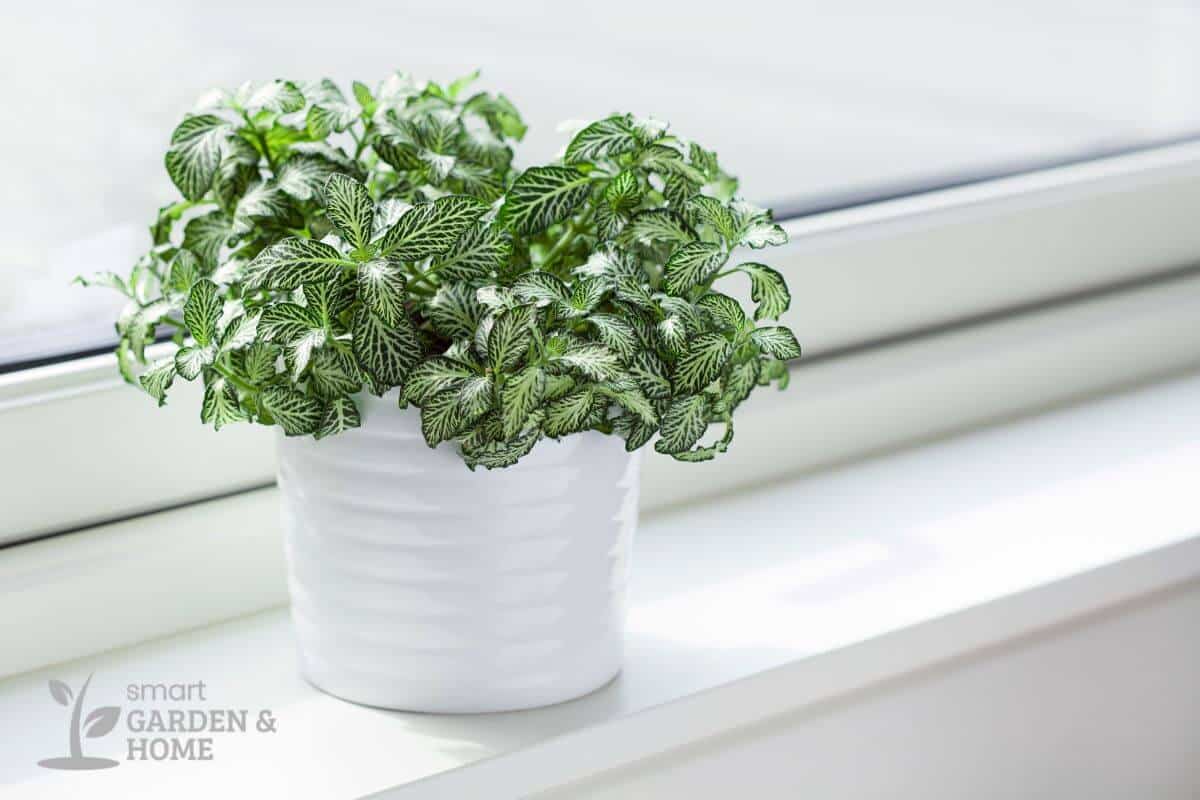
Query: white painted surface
543,584,1200,799
0,371,1197,797
277,392,641,712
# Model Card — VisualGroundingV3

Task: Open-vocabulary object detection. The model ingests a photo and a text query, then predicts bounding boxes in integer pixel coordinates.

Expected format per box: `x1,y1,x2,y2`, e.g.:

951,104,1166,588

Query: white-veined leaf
686,195,738,242
499,364,546,439
655,394,711,454
182,211,233,269
619,209,695,247
697,292,747,331
352,306,422,394
307,346,362,398
673,332,733,394
259,302,321,343
543,387,605,437
750,326,802,359
550,341,621,381
315,395,361,439
138,358,177,406
639,144,706,184
183,279,221,346
462,427,542,471
419,390,469,447
663,242,725,295
323,174,374,251
455,374,494,423
512,271,569,305
487,306,534,372
613,412,657,452
376,195,487,260
735,262,792,320
722,358,761,411
357,258,408,325
244,80,305,113
499,166,591,235
426,282,484,339
628,351,672,399
586,314,637,359
276,154,340,201
174,343,216,380
564,115,638,164
164,115,231,200
232,181,289,233
260,385,323,436
657,315,687,356
431,222,510,281
599,381,657,426
604,170,641,211
404,357,475,404
200,373,248,431
240,342,279,384
246,238,352,290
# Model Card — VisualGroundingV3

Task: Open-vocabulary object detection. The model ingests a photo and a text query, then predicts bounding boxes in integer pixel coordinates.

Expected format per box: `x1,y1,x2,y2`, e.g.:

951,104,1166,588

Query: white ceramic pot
275,391,642,713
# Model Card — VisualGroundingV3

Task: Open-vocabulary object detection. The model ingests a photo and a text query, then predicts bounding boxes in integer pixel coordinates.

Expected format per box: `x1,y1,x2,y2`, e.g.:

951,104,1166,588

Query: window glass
3,1,1198,368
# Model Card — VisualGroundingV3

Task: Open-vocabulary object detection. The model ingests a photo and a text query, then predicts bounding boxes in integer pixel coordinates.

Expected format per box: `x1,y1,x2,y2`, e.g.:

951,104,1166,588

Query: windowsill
2,373,1199,798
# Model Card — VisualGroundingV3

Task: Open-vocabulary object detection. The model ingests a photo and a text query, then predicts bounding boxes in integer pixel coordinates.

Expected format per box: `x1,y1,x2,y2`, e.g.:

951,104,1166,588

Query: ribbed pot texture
276,391,642,713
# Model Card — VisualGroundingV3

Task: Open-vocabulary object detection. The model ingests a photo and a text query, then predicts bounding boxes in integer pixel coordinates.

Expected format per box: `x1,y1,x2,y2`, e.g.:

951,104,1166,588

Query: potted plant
80,72,800,712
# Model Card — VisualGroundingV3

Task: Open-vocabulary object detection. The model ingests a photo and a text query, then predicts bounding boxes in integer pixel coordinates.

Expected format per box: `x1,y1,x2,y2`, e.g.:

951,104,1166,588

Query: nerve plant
81,72,800,469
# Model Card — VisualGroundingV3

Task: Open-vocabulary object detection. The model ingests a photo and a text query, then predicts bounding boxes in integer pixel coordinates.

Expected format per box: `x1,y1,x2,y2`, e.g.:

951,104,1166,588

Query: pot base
297,655,623,714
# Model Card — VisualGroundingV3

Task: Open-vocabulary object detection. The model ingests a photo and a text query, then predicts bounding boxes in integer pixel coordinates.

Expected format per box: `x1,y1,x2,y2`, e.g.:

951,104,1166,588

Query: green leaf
565,115,638,164
232,181,290,233
619,209,695,247
487,306,533,372
165,250,200,296
657,315,687,356
512,271,569,305
462,92,527,140
500,166,591,235
138,358,177,407
432,222,511,281
175,343,215,380
419,390,469,447
276,154,341,202
218,310,261,352
285,328,328,379
200,373,248,431
306,98,358,139
182,211,233,270
183,279,221,346
404,357,474,404
655,394,711,454
323,174,375,251
499,364,546,439
639,144,706,184
352,306,422,394
663,242,725,295
462,428,542,471
426,282,484,340
260,385,323,436
543,387,605,437
697,292,747,331
687,195,738,242
357,258,408,326
628,351,672,399
315,395,362,439
245,80,305,113
586,314,637,359
565,277,608,316
735,262,791,321
73,271,131,296
308,346,363,399
673,332,733,393
259,302,320,343
722,358,761,410
619,415,659,452
447,69,481,100
455,375,495,425
376,195,486,260
750,326,802,359
599,381,657,426
240,342,279,384
164,114,231,200
551,341,621,381
246,238,351,290
353,81,375,110
741,220,788,248
604,170,641,211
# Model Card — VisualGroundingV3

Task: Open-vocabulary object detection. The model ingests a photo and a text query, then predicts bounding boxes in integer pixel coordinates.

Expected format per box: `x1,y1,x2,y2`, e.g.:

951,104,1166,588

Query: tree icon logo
37,674,121,770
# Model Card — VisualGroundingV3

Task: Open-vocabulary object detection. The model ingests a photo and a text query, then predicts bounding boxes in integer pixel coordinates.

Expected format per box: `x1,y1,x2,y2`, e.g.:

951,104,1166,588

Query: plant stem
542,207,594,271
214,364,257,394
242,110,277,172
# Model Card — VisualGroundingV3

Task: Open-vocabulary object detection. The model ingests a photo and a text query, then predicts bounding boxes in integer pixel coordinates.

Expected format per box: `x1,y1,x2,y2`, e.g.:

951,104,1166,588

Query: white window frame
4,139,1200,547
